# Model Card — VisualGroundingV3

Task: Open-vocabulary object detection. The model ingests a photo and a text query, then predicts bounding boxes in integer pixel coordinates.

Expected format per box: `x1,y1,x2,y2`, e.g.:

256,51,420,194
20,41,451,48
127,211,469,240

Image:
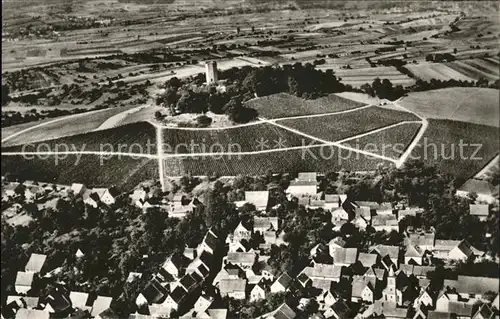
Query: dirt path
474,154,499,179
392,99,429,168
259,117,398,163
1,108,113,144
95,104,147,131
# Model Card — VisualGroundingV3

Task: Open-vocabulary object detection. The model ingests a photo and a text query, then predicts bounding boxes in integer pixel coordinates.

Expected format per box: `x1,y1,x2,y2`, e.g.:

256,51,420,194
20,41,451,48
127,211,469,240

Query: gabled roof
254,217,279,231
470,204,489,217
91,296,113,317
303,264,342,280
25,253,47,273
275,273,293,289
202,229,219,251
98,308,120,319
371,214,398,227
329,237,346,248
405,245,424,258
408,231,435,247
358,253,378,267
219,279,246,293
142,278,167,304
428,311,453,319
245,191,269,208
448,301,474,316
371,245,400,259
289,180,318,187
325,194,341,204
457,275,498,294
227,252,256,265
259,303,296,319
169,286,187,303
15,271,34,287
459,179,498,196
163,253,191,270
355,206,371,219
207,309,228,319
298,172,317,182
69,291,89,309
180,273,197,291
330,299,350,319
14,309,49,319
333,248,357,264
474,303,494,319
352,278,373,298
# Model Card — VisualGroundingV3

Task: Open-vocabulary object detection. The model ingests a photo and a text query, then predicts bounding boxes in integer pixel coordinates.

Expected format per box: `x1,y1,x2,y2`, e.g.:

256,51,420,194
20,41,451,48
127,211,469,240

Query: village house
316,289,338,311
371,214,399,233
14,309,50,319
91,296,113,318
25,253,47,274
254,216,279,233
24,186,45,202
300,264,343,287
331,207,350,225
227,221,252,244
249,282,267,302
196,229,219,256
357,253,379,268
325,194,343,210
287,172,318,197
92,187,121,205
371,245,401,268
324,299,350,319
219,279,246,299
332,248,358,266
432,239,474,261
193,294,214,314
413,287,434,309
456,179,499,204
15,271,35,295
328,237,346,257
245,191,269,211
224,252,256,269
71,183,87,197
404,245,426,265
469,204,489,221
351,278,375,303
270,273,293,293
397,208,420,221
160,253,192,279
406,229,436,251
83,190,100,208
257,303,296,319
69,291,91,312
162,286,187,312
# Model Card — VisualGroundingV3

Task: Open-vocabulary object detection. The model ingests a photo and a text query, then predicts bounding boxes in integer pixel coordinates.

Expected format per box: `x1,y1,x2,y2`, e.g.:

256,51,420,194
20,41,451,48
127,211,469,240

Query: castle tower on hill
205,61,218,84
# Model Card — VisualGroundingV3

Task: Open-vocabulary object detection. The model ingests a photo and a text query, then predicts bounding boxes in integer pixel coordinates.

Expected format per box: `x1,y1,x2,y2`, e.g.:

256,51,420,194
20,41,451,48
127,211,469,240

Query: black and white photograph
1,0,499,318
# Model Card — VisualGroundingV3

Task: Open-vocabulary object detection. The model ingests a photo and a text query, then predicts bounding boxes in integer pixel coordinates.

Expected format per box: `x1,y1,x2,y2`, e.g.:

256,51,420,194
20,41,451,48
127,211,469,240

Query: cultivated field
399,88,499,127
445,58,500,82
2,122,157,153
161,123,313,154
2,105,141,147
245,93,365,119
341,123,422,159
1,154,159,190
405,63,475,82
162,146,393,177
276,106,420,143
332,66,416,88
411,119,500,179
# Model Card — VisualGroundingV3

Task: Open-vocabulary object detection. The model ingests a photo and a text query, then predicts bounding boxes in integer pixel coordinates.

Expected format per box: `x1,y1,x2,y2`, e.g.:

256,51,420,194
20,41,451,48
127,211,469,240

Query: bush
196,115,213,127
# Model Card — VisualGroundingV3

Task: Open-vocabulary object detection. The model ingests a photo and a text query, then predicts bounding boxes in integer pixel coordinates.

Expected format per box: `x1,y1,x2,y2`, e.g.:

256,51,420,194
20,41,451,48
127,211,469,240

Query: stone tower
205,61,218,84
